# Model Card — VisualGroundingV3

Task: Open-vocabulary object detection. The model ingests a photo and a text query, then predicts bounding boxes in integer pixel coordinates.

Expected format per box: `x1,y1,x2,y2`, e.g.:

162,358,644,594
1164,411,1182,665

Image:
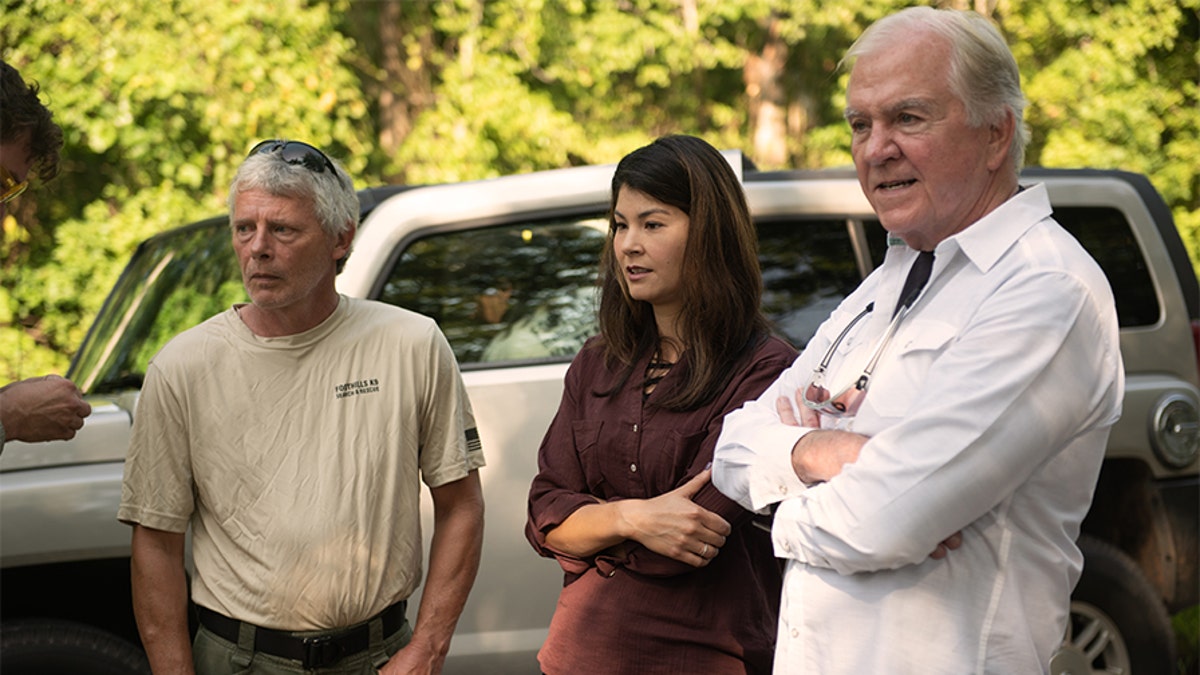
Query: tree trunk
745,14,789,169
376,0,437,175
377,0,408,159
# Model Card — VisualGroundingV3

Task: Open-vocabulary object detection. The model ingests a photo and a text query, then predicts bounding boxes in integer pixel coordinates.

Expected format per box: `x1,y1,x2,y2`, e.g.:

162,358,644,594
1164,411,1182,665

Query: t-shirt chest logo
334,378,381,400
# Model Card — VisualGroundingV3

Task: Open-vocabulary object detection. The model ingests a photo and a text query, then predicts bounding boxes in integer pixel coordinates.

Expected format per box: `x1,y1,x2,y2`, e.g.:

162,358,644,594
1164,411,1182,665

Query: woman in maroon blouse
526,135,797,674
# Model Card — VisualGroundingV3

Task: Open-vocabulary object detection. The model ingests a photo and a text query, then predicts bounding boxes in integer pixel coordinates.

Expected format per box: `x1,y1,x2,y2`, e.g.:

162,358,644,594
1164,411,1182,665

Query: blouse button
633,423,639,432
630,463,638,473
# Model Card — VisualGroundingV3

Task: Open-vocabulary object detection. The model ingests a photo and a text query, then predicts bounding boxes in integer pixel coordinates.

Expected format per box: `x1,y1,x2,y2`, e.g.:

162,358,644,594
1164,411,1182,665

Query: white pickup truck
2,156,1197,675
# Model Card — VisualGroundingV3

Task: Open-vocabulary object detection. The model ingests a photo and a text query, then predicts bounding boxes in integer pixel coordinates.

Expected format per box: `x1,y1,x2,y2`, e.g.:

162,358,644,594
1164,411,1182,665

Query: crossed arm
715,271,1113,573
543,469,731,570
530,348,796,574
775,392,961,560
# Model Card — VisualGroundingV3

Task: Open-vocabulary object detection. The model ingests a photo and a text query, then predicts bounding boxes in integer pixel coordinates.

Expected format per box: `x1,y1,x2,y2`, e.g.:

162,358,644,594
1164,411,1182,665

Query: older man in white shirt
713,7,1122,675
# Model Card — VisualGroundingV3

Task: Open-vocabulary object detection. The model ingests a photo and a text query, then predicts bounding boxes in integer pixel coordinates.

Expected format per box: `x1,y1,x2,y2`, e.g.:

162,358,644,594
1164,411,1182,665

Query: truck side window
378,216,608,367
1054,206,1161,328
71,219,247,393
757,218,864,349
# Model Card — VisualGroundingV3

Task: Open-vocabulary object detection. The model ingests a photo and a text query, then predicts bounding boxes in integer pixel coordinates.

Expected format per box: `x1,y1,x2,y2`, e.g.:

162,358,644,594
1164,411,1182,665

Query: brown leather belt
197,600,407,669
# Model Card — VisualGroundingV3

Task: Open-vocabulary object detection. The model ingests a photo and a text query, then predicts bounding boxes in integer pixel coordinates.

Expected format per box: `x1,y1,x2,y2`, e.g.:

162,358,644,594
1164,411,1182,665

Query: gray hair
227,148,359,238
842,6,1030,173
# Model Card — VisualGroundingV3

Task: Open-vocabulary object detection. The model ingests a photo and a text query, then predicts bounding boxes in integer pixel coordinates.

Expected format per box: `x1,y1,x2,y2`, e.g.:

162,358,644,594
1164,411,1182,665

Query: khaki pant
192,617,413,674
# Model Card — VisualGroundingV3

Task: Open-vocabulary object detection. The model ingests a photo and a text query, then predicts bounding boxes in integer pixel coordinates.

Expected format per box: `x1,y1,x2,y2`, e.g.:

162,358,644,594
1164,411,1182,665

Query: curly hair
0,60,63,182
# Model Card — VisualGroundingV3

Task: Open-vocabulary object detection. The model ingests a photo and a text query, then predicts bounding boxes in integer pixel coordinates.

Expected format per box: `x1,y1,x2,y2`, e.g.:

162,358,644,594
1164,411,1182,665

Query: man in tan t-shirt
120,140,485,675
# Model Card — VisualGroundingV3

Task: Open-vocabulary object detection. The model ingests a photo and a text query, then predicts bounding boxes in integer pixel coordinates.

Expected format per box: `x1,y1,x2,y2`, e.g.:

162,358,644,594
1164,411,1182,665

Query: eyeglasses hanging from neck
802,250,936,418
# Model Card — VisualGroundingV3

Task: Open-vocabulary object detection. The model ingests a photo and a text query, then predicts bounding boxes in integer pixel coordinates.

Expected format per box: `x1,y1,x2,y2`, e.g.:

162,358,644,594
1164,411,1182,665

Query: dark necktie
893,250,935,317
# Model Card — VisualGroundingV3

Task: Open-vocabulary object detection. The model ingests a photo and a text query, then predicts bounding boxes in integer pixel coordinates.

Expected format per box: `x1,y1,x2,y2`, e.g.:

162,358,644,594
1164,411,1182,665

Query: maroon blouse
526,334,798,674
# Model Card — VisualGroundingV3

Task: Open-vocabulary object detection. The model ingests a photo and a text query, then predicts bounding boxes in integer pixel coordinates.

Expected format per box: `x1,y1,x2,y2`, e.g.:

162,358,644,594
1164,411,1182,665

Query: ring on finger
700,543,709,558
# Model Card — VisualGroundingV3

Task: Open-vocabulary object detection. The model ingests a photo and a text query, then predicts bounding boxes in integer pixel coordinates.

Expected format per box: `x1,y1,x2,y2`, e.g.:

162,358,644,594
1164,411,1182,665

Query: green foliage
1,0,1197,381
1,0,373,379
26,184,203,370
1007,0,1200,276
396,52,591,183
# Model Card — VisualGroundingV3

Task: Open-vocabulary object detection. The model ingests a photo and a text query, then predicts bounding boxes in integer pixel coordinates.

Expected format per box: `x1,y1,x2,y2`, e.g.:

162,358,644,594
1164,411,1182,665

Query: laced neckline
643,347,676,398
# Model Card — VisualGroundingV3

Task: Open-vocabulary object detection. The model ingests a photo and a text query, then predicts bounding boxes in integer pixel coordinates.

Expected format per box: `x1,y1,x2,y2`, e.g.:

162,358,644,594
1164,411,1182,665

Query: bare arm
544,470,731,568
131,525,193,675
0,375,91,444
381,470,484,675
790,430,869,484
773,393,869,485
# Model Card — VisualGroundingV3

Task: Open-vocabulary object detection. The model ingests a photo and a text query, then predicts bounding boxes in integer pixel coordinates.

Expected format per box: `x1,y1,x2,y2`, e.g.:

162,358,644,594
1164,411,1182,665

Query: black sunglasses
248,139,340,179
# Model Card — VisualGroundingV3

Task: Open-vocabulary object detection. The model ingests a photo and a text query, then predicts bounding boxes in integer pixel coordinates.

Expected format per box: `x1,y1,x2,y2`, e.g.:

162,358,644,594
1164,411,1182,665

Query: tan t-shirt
119,296,484,630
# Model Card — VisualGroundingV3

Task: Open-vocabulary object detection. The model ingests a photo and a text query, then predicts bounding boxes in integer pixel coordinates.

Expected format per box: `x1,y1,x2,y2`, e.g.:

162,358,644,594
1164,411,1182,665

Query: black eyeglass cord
894,250,935,318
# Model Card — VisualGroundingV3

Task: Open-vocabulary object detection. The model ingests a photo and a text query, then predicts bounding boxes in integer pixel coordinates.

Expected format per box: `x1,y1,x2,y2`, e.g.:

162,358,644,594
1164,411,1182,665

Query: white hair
843,6,1030,173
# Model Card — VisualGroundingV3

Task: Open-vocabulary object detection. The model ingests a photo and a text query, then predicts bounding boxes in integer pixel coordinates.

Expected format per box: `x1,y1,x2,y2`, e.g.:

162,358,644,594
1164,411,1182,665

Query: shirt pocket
572,419,610,496
649,429,708,494
863,319,957,419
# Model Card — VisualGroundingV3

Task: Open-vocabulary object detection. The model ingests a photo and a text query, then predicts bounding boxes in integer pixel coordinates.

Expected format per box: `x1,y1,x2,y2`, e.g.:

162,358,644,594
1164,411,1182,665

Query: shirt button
780,485,789,495
633,424,639,432
630,464,638,472
791,628,799,638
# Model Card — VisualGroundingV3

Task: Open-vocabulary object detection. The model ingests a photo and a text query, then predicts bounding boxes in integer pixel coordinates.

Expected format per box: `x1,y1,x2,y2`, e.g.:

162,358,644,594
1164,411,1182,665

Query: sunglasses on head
248,140,340,179
1,165,29,205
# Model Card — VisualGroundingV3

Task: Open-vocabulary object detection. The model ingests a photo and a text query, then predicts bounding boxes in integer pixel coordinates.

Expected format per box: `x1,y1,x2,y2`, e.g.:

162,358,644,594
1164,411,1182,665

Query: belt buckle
302,634,343,669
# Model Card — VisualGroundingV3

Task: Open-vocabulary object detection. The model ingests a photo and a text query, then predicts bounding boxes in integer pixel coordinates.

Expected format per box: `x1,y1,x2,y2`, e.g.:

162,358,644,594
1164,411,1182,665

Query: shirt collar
937,183,1053,273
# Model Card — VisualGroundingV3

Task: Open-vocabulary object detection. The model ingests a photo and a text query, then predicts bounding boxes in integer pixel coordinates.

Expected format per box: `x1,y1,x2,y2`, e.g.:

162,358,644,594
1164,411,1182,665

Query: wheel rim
1058,600,1132,675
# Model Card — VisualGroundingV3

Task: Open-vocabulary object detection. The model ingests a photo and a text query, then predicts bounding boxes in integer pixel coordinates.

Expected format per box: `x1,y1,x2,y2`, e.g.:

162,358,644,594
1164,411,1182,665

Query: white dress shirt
713,184,1123,674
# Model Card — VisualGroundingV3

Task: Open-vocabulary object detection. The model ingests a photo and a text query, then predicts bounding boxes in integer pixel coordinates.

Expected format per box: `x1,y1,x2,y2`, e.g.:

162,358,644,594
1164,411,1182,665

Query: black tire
0,619,152,675
1061,535,1177,675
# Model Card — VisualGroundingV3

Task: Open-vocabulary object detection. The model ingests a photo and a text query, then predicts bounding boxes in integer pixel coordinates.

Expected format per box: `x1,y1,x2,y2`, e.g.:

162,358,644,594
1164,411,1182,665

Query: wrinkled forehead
850,29,950,82
847,32,955,110
231,187,319,222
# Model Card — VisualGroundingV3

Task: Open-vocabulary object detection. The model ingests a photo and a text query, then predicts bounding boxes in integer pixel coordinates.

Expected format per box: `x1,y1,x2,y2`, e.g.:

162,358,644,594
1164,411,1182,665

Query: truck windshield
68,217,245,394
